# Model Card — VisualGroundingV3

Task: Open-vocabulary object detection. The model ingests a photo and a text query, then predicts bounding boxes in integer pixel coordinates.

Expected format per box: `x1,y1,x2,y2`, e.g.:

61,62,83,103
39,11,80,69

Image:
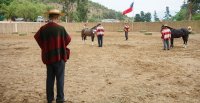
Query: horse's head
91,23,101,30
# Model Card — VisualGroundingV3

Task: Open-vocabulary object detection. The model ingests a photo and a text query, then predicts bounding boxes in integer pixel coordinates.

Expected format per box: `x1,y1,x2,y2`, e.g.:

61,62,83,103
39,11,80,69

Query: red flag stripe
122,2,134,15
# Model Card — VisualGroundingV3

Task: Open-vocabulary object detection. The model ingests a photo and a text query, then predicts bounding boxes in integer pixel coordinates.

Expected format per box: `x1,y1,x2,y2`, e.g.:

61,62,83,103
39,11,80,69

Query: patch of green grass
19,33,27,36
117,30,124,32
12,32,18,34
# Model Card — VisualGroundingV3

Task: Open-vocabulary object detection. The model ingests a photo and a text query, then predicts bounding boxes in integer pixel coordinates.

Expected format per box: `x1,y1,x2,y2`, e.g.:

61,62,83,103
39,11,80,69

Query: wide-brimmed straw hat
46,9,64,16
188,26,192,32
164,24,168,27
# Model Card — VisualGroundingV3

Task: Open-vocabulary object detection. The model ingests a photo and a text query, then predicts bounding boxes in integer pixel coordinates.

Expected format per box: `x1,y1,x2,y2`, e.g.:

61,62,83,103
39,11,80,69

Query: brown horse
81,24,101,45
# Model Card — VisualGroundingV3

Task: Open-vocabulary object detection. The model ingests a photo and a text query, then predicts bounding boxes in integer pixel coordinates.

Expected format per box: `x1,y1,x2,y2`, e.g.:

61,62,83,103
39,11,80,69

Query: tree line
0,0,199,22
134,0,200,22
0,0,128,22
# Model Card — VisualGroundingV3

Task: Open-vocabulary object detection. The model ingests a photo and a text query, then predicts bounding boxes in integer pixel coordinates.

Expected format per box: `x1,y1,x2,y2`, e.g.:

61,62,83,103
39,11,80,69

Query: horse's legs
91,36,94,45
83,36,86,44
183,35,189,48
84,36,87,40
170,38,174,48
182,36,186,48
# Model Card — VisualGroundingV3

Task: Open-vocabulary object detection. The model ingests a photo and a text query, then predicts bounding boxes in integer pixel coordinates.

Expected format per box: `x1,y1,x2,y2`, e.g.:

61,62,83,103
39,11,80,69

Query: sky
90,0,185,19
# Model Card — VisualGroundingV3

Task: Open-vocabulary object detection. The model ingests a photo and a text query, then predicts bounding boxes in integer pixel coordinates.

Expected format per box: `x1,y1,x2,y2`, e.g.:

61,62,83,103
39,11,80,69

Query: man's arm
63,28,71,46
34,28,42,49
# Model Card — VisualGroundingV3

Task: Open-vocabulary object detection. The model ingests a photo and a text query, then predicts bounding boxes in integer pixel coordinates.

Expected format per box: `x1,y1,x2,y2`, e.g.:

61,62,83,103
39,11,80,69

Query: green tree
0,0,14,20
173,8,187,21
173,1,188,21
187,0,200,20
1,0,50,21
144,12,151,22
163,6,172,21
15,0,48,21
154,11,159,22
0,2,17,20
134,14,142,22
76,0,88,22
59,0,77,22
0,0,13,5
115,12,126,20
173,0,200,21
192,13,200,20
134,11,152,22
140,11,145,22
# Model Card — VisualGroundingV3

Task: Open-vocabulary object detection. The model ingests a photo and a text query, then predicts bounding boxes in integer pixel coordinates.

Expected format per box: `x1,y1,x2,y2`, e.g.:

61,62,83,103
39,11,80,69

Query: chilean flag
122,2,134,15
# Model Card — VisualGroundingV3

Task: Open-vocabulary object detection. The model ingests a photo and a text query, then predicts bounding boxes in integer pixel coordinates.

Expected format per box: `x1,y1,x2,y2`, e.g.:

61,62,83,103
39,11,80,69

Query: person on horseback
83,23,88,29
161,24,171,50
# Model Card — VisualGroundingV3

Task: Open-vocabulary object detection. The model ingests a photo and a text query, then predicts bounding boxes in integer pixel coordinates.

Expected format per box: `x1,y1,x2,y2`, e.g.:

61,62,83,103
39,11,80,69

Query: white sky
90,0,185,18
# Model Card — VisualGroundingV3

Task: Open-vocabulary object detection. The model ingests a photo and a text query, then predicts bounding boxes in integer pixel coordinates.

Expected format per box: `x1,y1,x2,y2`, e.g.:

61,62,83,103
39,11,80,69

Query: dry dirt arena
0,32,200,103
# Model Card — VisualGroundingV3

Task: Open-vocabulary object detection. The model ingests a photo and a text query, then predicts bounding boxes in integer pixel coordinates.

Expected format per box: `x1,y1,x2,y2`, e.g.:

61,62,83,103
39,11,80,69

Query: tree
173,0,200,21
144,12,151,22
0,2,17,20
0,0,13,5
140,11,145,22
0,0,13,20
173,1,188,21
173,8,188,21
187,0,200,20
1,0,50,21
76,0,88,22
134,11,152,22
134,14,142,22
59,0,77,22
163,6,172,21
154,11,159,22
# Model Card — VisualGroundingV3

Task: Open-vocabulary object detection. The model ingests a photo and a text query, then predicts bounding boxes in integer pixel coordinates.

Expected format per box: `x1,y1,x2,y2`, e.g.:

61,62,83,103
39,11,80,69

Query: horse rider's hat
46,9,64,16
164,24,168,27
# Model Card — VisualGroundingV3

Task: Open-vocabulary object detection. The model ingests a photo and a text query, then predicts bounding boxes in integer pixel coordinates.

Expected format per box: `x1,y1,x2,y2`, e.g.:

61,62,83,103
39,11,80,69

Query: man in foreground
34,9,71,103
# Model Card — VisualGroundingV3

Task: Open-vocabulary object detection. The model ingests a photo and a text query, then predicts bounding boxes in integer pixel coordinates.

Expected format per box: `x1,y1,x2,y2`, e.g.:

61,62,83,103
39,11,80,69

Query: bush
144,32,152,35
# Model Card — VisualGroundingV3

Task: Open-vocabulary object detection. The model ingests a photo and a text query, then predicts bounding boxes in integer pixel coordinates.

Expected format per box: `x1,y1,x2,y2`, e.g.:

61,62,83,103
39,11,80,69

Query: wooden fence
0,21,200,34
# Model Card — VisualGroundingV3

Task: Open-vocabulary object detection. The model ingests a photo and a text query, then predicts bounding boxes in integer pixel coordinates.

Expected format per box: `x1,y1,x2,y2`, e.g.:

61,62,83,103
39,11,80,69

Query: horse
161,25,192,48
81,23,101,45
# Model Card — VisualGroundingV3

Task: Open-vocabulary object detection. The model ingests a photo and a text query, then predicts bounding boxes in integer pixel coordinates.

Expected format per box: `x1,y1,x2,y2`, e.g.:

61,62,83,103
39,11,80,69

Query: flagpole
132,11,134,32
132,1,134,32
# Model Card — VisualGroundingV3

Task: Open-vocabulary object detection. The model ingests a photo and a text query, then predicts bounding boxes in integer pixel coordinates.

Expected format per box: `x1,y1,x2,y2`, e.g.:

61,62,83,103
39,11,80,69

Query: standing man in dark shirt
34,9,71,103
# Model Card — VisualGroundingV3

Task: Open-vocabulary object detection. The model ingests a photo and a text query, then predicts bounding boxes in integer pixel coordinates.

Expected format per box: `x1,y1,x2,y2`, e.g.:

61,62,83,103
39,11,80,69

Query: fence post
14,23,18,33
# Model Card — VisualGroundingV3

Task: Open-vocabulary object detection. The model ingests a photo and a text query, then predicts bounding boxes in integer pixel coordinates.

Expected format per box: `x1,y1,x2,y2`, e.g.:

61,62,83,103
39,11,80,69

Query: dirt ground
0,32,200,103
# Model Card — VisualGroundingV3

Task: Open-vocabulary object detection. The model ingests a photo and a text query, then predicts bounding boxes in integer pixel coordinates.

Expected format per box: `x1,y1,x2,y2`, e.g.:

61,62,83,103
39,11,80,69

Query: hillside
45,0,130,22
88,1,130,22
0,0,131,22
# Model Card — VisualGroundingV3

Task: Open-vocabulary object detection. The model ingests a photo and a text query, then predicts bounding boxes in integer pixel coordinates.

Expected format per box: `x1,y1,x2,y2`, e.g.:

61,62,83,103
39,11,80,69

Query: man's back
34,22,71,64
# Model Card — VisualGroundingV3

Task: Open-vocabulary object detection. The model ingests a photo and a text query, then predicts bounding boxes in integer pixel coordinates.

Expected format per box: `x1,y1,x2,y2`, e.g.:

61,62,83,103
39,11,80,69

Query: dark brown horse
81,24,101,45
161,25,192,48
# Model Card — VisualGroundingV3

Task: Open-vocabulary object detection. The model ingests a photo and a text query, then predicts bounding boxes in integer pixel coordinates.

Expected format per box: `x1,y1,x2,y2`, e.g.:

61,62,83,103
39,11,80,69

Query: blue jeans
163,39,170,50
46,60,65,102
